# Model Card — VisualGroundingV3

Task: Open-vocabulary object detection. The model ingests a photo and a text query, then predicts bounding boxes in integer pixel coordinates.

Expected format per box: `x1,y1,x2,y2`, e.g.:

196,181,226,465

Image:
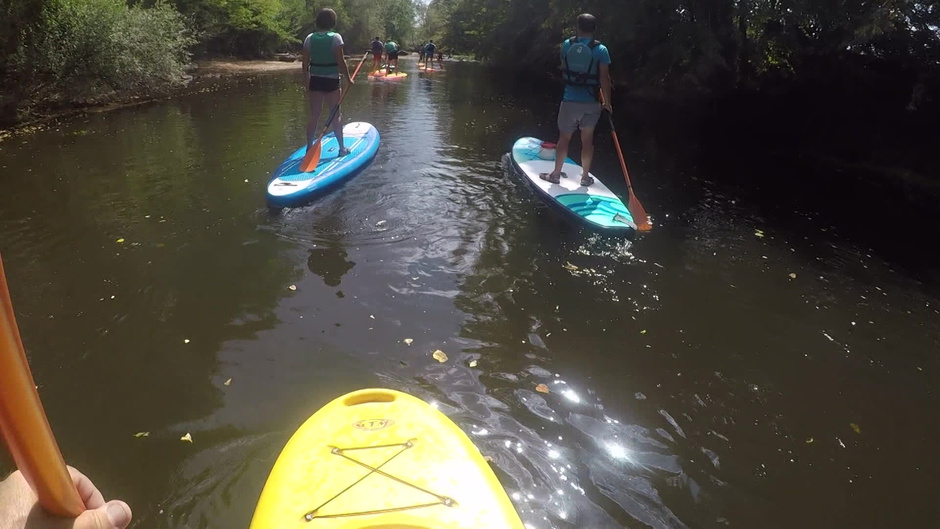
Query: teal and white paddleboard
510,137,636,233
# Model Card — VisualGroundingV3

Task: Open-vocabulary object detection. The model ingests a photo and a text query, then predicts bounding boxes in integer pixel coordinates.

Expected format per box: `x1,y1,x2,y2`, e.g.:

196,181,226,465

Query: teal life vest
309,32,338,76
562,36,600,88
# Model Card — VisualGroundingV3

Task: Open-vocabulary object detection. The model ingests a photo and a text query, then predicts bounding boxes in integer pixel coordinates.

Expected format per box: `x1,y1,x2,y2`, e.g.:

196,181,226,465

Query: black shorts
387,51,399,60
309,76,340,93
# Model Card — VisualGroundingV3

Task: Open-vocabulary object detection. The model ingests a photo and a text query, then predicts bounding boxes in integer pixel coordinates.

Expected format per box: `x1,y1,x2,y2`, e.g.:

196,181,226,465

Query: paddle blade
299,141,323,173
0,255,84,517
627,193,653,232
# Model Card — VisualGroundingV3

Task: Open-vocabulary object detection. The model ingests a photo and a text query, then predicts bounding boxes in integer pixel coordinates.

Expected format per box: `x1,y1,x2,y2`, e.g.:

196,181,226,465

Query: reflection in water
0,59,938,529
307,245,355,287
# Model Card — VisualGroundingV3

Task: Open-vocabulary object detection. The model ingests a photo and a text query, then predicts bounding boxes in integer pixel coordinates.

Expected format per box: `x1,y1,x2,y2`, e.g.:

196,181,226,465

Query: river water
1,59,938,528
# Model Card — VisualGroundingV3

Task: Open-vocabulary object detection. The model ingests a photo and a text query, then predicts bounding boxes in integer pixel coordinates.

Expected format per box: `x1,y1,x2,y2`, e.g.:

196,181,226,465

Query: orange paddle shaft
599,92,652,232
0,254,84,516
299,53,370,172
323,52,370,131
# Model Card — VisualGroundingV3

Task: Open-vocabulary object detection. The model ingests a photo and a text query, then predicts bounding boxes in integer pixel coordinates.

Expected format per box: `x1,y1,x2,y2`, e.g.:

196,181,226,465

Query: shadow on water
0,59,938,529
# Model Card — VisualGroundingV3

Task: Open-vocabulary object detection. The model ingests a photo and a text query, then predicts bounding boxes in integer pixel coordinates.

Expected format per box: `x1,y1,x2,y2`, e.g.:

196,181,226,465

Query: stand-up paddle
300,52,369,173
0,254,84,517
600,92,652,232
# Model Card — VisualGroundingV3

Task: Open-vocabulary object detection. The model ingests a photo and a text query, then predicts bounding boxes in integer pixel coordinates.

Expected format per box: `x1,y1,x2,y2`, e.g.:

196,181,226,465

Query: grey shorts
557,101,601,133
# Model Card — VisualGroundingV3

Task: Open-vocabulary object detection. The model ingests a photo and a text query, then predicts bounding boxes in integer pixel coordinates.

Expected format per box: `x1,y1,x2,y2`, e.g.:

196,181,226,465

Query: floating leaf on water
563,262,579,271
754,230,765,238
640,329,647,334
116,238,125,243
789,273,797,279
535,384,550,394
183,339,190,344
469,360,478,367
849,423,861,434
403,338,413,346
376,220,387,227
370,315,375,319
432,350,448,363
288,284,297,291
134,432,149,438
180,433,193,443
806,437,814,444
224,378,232,386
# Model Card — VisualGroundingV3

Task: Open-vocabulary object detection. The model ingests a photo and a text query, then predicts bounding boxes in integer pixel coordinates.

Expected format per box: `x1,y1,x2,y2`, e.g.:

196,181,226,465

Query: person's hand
602,102,613,114
0,467,132,529
347,77,356,86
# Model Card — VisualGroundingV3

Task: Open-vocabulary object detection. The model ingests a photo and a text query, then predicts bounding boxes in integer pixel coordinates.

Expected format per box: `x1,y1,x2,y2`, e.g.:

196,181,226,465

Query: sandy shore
193,59,300,76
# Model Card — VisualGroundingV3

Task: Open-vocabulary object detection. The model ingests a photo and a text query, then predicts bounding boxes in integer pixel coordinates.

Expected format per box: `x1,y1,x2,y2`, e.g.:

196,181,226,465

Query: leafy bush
4,0,192,113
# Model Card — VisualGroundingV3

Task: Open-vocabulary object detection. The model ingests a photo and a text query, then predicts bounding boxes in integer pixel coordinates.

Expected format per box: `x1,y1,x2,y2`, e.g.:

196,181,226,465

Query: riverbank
0,60,302,139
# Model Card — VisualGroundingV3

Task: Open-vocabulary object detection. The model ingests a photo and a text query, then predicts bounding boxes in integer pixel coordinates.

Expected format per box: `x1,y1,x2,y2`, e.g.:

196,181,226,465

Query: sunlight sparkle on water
605,441,632,462
561,388,581,404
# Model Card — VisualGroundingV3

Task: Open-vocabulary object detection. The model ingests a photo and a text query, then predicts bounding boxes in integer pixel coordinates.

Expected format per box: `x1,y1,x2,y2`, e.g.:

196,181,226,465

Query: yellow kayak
250,389,525,529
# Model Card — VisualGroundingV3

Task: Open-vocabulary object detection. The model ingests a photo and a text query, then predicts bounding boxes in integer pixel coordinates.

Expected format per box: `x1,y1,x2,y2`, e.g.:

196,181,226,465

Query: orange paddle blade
299,140,323,173
0,254,84,517
609,130,652,232
627,188,653,232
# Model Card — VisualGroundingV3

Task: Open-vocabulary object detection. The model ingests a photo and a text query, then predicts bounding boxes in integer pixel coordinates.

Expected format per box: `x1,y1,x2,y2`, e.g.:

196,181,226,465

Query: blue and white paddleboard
267,122,380,207
510,136,636,233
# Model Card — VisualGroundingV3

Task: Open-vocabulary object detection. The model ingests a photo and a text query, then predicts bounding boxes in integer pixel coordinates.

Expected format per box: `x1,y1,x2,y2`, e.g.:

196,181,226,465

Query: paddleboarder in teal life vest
0,466,133,529
540,13,612,187
384,39,400,75
370,36,384,71
302,8,354,157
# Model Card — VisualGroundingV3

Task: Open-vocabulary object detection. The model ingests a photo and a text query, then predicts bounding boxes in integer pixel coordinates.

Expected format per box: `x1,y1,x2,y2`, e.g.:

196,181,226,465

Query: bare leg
552,131,574,176
325,88,346,153
579,127,595,184
307,89,325,148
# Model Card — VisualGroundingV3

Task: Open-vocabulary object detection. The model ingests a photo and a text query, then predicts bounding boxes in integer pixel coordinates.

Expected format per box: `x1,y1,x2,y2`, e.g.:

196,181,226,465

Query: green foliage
1,0,192,120
167,0,418,56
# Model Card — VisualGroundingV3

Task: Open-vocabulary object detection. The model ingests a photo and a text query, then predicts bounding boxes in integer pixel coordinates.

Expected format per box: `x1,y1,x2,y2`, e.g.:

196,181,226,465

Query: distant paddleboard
510,136,636,233
369,70,408,80
267,122,379,208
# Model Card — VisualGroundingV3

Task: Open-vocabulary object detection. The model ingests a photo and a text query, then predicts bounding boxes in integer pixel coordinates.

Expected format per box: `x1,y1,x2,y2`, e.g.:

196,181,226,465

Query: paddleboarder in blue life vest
540,13,612,187
370,36,384,71
302,8,354,157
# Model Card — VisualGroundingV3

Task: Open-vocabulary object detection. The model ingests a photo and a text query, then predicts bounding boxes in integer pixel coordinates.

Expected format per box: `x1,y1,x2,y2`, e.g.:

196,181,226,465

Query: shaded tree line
430,0,940,100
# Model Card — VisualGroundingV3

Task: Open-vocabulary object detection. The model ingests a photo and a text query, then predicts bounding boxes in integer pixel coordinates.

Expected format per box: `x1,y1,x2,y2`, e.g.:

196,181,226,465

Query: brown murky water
1,59,938,528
